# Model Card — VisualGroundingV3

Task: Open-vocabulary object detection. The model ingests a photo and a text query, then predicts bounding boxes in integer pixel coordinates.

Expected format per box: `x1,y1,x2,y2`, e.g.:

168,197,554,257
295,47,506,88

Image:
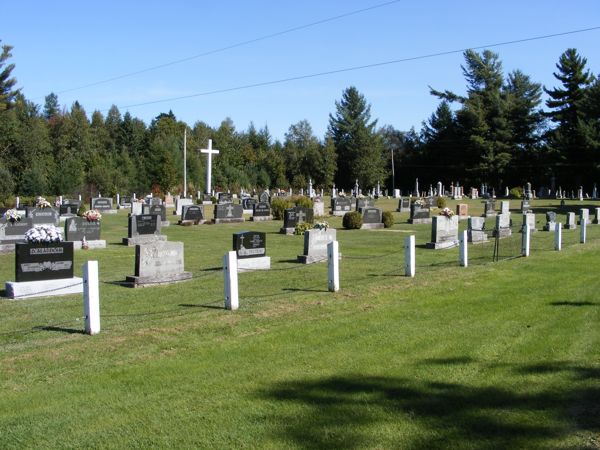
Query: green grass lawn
1,198,599,449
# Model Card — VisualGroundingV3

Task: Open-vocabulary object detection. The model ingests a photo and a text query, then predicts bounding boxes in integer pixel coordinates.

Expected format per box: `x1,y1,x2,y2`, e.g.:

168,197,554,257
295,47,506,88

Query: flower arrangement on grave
35,196,52,208
82,209,102,222
24,225,64,243
294,222,312,235
313,221,329,231
413,198,425,207
3,208,21,223
439,207,455,218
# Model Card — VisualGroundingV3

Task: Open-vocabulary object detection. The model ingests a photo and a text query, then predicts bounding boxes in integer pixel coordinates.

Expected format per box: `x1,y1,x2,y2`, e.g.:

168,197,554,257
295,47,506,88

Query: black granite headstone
259,191,270,203
0,218,33,244
362,207,382,224
233,231,266,259
128,214,160,237
331,197,352,213
15,241,74,282
28,208,60,225
214,203,243,219
242,198,257,210
143,204,167,221
218,193,233,204
91,198,113,210
283,207,313,228
181,205,204,222
64,217,101,241
253,202,271,217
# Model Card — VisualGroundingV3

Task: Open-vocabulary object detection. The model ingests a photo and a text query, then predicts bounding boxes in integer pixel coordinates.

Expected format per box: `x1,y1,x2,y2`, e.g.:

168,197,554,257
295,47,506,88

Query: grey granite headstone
174,198,193,216
468,216,488,243
281,207,313,233
396,197,410,213
495,213,512,238
361,207,383,229
298,228,337,264
409,203,431,224
91,197,114,211
180,205,205,225
426,215,459,249
65,217,101,241
214,203,244,223
331,197,352,216
143,204,167,222
251,201,272,221
126,241,191,286
543,211,557,231
28,208,60,226
565,212,576,229
123,214,167,246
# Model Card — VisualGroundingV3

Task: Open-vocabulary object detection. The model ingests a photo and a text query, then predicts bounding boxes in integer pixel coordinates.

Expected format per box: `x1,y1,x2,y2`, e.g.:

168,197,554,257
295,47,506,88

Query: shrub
509,187,523,199
436,196,447,208
293,195,314,209
271,197,294,220
382,211,394,228
343,211,363,229
210,196,217,204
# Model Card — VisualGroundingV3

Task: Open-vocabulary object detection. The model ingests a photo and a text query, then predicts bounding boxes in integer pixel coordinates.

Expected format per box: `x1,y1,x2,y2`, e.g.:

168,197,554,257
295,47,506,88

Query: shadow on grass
33,325,85,335
257,363,600,448
282,288,329,293
549,301,598,307
179,303,224,310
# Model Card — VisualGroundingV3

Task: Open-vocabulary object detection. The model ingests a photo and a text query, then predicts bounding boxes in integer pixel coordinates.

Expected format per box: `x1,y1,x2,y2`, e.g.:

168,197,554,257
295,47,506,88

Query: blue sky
4,0,600,141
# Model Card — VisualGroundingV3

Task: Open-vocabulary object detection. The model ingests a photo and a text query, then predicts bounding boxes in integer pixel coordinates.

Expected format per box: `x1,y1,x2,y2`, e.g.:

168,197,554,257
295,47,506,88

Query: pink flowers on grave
82,209,102,222
35,196,52,208
440,207,455,218
3,208,21,223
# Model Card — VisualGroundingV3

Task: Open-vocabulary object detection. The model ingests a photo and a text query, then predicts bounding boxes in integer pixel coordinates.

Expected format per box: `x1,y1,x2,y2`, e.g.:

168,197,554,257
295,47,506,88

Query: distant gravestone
361,207,383,229
313,199,325,217
241,197,257,212
91,197,114,212
426,215,459,249
123,214,167,246
218,192,233,204
0,218,33,251
174,198,193,216
251,201,272,221
143,204,167,222
356,197,374,212
164,193,174,208
468,217,487,243
500,201,510,215
214,203,244,224
521,200,531,213
409,203,431,224
543,211,557,232
259,191,270,203
281,207,313,234
126,241,191,287
130,202,143,216
28,208,60,226
119,195,132,208
396,197,410,213
298,228,337,264
594,207,600,225
522,213,537,233
579,208,591,225
456,204,468,218
15,241,74,282
59,202,80,216
65,217,101,241
179,205,205,225
565,212,576,230
495,213,512,238
484,200,496,217
331,197,352,216
149,197,162,206
233,231,270,271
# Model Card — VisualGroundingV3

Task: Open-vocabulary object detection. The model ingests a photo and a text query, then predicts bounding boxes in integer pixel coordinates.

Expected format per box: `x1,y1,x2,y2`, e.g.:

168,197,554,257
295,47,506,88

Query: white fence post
580,220,587,244
404,235,415,277
83,260,100,335
223,251,239,310
522,225,531,257
327,241,339,292
555,223,562,251
459,230,468,267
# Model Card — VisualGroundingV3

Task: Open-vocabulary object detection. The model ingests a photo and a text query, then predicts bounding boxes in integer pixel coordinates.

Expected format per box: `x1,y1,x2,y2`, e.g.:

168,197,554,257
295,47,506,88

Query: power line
115,26,600,111
46,0,403,97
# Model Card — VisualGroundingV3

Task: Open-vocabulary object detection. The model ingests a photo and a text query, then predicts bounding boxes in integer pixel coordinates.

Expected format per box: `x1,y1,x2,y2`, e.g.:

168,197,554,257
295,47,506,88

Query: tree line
0,39,599,204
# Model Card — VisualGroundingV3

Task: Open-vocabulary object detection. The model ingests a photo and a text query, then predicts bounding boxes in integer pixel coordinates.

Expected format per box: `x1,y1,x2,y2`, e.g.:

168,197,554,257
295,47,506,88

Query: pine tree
0,41,19,111
328,86,385,189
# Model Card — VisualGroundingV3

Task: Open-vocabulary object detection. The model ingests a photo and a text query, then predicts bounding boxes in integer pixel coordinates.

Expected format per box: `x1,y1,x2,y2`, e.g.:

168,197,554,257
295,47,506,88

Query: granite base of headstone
126,241,192,287
467,217,488,243
297,228,337,264
426,215,459,249
6,277,84,299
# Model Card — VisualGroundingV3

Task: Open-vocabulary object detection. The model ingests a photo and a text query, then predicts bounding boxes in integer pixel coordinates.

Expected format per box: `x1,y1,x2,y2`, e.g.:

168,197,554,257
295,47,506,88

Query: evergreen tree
0,41,19,111
544,48,594,185
43,92,59,119
328,87,385,189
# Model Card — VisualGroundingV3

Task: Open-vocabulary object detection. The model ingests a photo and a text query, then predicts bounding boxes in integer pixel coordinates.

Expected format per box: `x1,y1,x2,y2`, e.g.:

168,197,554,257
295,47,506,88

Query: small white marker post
555,223,562,251
223,251,239,310
580,219,587,244
522,225,531,257
83,261,100,335
459,230,468,267
327,241,339,292
404,235,415,277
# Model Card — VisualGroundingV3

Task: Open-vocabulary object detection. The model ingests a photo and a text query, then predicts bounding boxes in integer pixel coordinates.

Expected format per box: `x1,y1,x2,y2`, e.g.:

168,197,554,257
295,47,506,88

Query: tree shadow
282,288,329,293
549,301,598,307
257,361,600,449
179,303,224,310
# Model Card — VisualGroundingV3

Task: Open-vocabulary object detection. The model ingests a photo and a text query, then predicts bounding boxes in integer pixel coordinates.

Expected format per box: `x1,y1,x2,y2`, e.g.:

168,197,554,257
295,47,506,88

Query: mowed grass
0,198,599,449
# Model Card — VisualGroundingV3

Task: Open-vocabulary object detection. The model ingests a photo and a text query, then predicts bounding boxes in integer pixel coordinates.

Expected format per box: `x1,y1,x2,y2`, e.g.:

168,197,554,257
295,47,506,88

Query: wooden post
327,241,339,292
223,251,238,310
522,225,530,257
404,235,415,277
83,261,100,335
555,222,562,251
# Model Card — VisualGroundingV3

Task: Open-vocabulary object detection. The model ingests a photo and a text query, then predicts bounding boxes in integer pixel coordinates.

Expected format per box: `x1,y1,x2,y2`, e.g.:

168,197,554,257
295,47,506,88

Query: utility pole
391,147,395,192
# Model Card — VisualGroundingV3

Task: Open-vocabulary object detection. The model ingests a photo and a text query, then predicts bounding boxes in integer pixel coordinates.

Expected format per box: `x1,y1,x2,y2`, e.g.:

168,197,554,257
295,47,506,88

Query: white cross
226,204,234,218
297,210,306,223
200,139,220,195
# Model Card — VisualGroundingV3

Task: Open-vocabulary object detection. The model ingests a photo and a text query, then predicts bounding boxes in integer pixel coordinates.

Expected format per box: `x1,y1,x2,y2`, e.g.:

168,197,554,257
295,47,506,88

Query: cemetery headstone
427,215,459,249
241,197,257,213
174,197,193,216
593,207,600,225
64,217,105,249
164,193,174,208
521,200,531,213
213,203,244,224
91,197,115,213
543,211,557,232
233,231,270,271
143,204,168,226
123,214,167,246
565,212,576,230
495,213,512,238
500,201,510,215
456,203,469,218
218,192,233,204
259,191,270,203
119,195,132,208
0,218,34,252
28,208,60,226
298,227,337,264
149,197,162,206
409,202,431,224
313,199,325,217
396,197,410,213
251,202,273,222
130,201,144,216
522,213,537,233
361,207,384,229
126,241,191,287
356,197,374,212
59,201,80,217
579,208,590,225
468,217,488,243
331,197,352,216
179,204,205,225
484,200,496,217
281,207,313,234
